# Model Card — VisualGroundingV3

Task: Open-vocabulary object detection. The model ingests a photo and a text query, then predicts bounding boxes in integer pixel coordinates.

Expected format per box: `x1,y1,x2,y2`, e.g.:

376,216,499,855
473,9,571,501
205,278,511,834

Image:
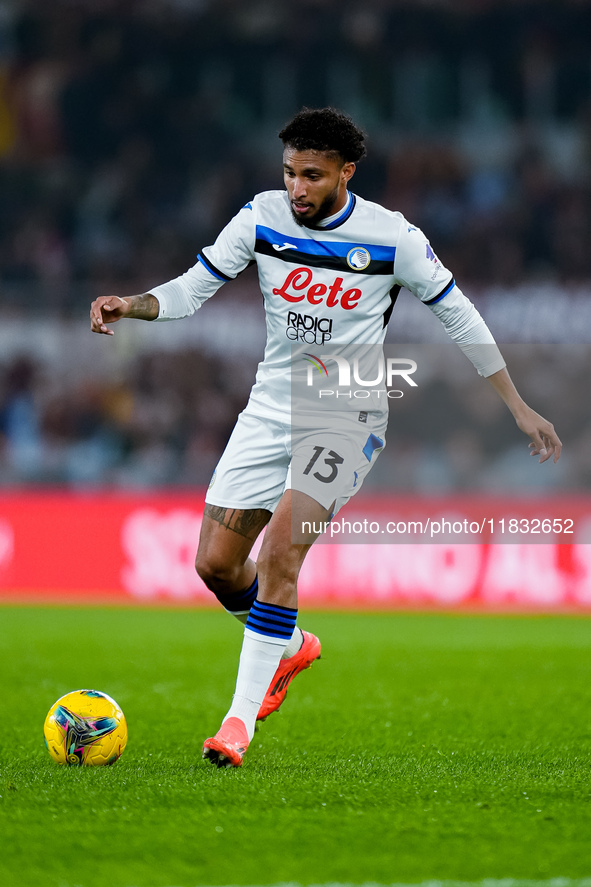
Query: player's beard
290,185,340,227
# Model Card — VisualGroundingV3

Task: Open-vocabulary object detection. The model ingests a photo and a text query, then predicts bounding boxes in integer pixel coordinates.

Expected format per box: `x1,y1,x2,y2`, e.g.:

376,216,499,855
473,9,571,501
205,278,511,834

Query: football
44,689,128,766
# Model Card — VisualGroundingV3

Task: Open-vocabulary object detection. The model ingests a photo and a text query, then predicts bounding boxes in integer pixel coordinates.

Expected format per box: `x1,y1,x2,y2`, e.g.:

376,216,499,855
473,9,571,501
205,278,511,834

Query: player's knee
195,552,237,593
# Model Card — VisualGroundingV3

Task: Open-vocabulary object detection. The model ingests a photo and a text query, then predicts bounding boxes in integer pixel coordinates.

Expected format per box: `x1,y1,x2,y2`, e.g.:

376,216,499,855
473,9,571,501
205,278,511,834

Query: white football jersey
152,190,505,418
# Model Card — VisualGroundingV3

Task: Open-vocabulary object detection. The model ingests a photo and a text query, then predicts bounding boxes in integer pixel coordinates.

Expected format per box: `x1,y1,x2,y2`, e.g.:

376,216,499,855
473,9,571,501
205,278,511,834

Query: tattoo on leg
204,504,271,539
204,505,229,525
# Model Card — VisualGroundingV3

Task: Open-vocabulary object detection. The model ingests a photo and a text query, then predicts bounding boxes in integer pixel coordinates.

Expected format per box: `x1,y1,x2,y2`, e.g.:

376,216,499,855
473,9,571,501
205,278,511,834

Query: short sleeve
393,219,454,303
199,200,257,281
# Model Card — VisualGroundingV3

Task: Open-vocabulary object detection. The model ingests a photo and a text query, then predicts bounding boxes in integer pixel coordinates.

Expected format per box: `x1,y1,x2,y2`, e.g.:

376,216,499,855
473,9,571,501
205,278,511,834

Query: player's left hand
514,407,562,463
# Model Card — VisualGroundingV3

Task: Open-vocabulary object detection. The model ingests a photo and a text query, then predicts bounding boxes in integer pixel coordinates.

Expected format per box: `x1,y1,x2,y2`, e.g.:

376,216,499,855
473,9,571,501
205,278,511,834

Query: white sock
282,626,304,659
231,614,302,661
222,630,288,741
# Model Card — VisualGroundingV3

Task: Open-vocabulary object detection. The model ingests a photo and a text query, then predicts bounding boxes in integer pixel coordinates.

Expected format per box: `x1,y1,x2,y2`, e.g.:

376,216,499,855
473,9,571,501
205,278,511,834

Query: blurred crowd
1,0,591,315
0,349,253,488
0,0,590,491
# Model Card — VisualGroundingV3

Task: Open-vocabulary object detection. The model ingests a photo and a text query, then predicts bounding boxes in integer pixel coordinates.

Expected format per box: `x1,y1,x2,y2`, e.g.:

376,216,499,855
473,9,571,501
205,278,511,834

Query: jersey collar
314,191,356,230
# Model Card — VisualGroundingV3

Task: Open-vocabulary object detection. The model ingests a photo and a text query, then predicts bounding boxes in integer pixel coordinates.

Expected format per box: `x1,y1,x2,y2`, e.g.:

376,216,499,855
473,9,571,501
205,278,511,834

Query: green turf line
2,608,591,887
182,882,591,887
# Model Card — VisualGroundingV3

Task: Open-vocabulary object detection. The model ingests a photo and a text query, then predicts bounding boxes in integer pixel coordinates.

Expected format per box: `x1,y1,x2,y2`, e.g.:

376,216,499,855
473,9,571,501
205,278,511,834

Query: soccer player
90,107,562,768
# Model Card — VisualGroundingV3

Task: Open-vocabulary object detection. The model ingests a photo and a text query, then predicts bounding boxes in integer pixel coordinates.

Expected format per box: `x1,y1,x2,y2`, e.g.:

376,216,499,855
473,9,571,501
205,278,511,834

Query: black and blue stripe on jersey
424,277,456,305
197,251,233,282
382,275,454,328
197,228,456,309
254,226,397,275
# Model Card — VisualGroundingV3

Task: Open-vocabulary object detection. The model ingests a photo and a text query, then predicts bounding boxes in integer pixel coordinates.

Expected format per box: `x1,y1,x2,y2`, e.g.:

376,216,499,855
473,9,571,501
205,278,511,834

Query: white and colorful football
44,689,128,766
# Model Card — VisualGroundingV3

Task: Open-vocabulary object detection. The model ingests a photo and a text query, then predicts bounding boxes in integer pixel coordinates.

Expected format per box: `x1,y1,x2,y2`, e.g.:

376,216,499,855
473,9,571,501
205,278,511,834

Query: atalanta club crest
346,247,371,270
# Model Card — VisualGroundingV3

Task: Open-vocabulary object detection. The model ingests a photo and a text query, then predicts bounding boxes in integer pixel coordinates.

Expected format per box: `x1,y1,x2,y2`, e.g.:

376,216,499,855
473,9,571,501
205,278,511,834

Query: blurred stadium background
0,0,590,606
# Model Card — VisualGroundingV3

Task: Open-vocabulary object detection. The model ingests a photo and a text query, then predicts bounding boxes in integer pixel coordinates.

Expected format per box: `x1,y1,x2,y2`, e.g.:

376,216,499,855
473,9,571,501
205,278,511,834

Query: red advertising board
1,491,590,609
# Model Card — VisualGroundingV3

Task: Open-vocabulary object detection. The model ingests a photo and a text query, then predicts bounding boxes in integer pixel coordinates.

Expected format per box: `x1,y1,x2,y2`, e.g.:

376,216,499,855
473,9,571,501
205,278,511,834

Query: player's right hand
90,296,130,335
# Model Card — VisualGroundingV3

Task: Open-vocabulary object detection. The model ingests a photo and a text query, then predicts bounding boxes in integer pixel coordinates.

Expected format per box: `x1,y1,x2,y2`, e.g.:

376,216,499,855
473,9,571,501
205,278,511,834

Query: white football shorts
205,408,387,515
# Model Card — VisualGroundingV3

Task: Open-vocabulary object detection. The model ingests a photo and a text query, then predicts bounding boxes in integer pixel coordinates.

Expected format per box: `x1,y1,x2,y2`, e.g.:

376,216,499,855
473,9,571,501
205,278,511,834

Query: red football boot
257,630,321,721
202,717,249,768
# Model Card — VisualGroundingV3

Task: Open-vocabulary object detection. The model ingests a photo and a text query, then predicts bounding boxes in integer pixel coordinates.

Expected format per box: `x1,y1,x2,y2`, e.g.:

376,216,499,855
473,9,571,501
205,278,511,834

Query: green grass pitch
1,605,591,887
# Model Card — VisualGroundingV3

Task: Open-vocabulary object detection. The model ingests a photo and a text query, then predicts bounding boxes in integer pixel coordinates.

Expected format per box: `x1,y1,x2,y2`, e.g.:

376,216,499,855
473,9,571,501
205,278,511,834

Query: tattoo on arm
204,504,271,539
126,293,160,321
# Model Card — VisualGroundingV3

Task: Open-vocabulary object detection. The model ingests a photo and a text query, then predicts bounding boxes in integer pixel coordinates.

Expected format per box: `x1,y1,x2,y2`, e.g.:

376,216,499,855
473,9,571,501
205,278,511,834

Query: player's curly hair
278,107,367,163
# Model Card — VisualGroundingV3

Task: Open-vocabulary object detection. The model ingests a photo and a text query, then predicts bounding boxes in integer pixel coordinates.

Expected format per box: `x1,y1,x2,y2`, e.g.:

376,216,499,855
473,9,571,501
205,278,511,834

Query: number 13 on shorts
289,417,386,516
